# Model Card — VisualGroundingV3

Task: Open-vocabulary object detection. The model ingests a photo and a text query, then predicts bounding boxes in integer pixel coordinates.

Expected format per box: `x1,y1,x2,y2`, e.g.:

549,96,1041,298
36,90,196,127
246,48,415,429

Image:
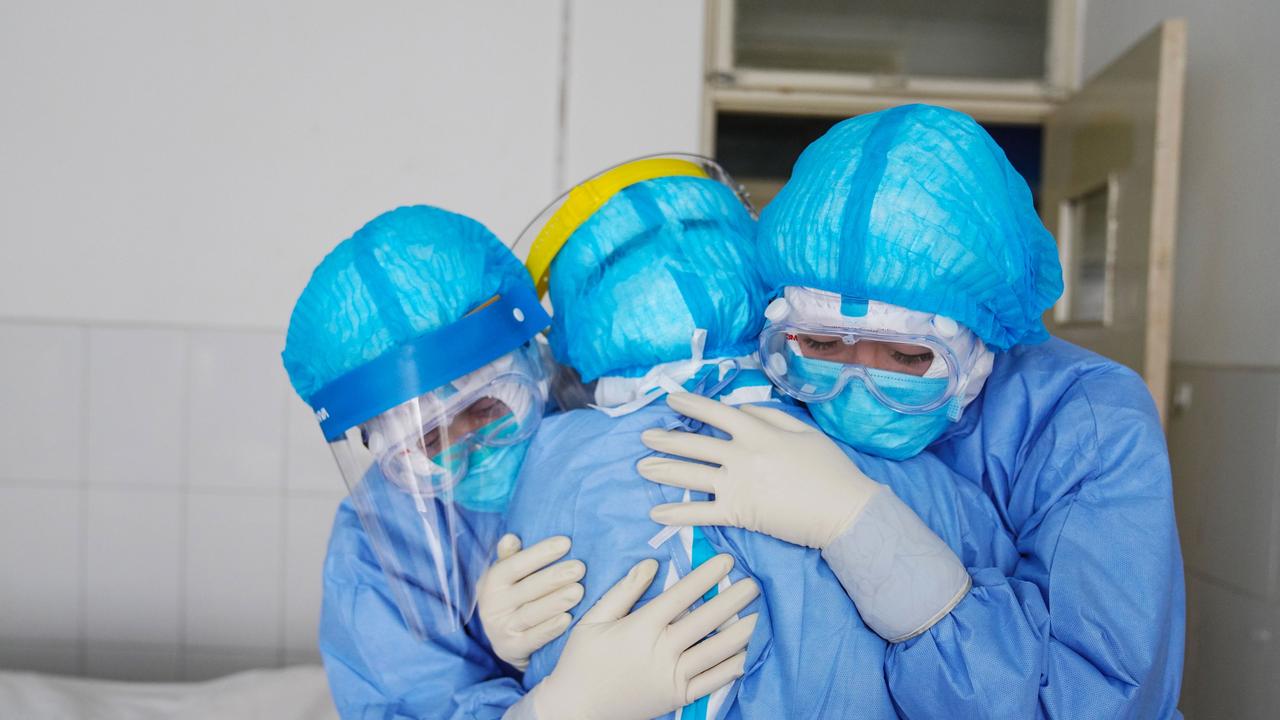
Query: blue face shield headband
307,280,550,442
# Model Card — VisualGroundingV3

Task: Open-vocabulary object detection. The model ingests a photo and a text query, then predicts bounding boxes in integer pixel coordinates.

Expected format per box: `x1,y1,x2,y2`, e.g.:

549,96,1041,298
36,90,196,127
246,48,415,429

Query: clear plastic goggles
326,343,546,640
758,322,961,414
359,369,543,497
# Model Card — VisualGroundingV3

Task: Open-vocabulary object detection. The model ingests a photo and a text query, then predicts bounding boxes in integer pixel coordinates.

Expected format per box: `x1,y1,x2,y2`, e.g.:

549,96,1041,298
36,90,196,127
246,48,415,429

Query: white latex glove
477,534,586,671
525,553,759,720
637,392,880,549
638,393,971,643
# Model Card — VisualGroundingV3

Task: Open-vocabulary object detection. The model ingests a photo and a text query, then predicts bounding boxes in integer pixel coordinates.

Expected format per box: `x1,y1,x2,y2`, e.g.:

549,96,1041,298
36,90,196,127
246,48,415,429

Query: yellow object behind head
524,158,709,297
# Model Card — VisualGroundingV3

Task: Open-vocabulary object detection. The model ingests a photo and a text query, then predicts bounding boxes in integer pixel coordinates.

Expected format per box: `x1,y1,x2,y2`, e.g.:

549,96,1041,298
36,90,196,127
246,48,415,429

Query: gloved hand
477,534,586,671
637,392,881,549
526,553,759,720
637,393,971,644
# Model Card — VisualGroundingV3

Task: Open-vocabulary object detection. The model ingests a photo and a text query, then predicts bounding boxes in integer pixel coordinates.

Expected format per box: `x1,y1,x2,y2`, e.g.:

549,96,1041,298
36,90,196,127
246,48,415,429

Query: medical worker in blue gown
281,206,559,717
283,206,751,719
639,104,1186,718
494,155,776,720
486,155,1022,720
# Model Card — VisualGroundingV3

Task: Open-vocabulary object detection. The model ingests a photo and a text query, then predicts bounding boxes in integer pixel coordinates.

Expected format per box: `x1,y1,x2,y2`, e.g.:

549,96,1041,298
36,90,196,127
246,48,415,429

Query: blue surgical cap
283,205,531,402
757,104,1063,351
547,176,765,382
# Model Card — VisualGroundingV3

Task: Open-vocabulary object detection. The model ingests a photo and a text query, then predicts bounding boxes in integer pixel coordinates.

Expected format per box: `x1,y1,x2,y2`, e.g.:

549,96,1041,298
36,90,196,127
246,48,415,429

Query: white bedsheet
0,664,339,719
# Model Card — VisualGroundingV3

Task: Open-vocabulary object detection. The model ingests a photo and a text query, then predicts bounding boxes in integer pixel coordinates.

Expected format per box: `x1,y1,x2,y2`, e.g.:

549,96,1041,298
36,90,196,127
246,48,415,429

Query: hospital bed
0,664,339,719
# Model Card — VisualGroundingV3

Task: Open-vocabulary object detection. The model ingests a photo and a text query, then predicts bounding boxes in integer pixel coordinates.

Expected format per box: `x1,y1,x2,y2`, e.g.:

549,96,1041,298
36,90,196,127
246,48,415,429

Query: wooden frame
1046,0,1083,90
1038,19,1187,424
1141,19,1188,423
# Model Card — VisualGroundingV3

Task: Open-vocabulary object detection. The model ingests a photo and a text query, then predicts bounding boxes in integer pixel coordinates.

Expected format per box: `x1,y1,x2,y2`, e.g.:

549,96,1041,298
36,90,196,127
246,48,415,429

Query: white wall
0,1,563,330
1082,2,1280,717
562,2,706,184
0,0,705,681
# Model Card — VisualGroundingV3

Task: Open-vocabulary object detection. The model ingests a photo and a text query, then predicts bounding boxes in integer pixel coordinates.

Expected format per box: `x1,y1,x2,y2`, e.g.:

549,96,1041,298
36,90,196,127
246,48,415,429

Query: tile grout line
278,371,291,667
77,325,91,676
4,321,338,677
177,328,192,680
0,476,343,497
0,315,284,336
1271,385,1280,601
0,470,350,504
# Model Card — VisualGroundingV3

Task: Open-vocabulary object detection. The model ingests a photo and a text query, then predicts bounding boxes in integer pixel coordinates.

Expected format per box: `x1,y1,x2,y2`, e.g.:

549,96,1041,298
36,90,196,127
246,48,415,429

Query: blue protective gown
318,338,1184,718
887,338,1185,719
321,500,523,719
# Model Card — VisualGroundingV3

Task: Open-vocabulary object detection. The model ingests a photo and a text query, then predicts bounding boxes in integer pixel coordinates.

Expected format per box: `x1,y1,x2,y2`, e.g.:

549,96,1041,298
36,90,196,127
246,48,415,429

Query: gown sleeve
877,369,1185,719
319,500,529,720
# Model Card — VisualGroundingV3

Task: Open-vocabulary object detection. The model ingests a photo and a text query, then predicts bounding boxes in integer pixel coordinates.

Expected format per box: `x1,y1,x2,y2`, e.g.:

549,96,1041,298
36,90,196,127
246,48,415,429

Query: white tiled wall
186,493,287,650
1168,363,1280,718
188,332,290,491
86,328,187,488
85,487,183,646
0,325,85,485
0,486,82,643
284,495,344,655
0,320,346,680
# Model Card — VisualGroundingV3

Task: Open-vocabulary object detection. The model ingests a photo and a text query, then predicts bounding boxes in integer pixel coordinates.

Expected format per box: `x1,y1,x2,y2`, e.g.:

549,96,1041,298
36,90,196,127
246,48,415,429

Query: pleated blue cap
283,205,533,404
757,104,1063,351
547,176,765,382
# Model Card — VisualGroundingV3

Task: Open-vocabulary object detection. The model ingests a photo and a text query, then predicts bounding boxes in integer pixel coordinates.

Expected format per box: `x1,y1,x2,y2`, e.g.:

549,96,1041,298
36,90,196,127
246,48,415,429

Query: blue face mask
429,416,529,513
450,440,530,512
793,355,961,460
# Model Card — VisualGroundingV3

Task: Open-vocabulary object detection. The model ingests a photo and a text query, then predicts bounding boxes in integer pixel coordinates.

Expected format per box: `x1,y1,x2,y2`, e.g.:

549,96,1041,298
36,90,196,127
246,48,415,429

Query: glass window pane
735,0,1049,81
715,112,1043,210
1065,186,1111,323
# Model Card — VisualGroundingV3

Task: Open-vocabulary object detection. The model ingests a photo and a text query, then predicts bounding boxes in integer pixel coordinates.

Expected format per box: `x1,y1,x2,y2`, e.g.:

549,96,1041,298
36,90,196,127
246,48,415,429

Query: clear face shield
307,282,552,641
328,344,546,639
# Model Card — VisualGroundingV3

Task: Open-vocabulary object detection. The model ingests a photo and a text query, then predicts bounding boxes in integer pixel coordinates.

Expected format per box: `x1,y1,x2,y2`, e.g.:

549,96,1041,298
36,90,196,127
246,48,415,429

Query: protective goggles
759,322,962,414
513,153,754,297
358,346,545,498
